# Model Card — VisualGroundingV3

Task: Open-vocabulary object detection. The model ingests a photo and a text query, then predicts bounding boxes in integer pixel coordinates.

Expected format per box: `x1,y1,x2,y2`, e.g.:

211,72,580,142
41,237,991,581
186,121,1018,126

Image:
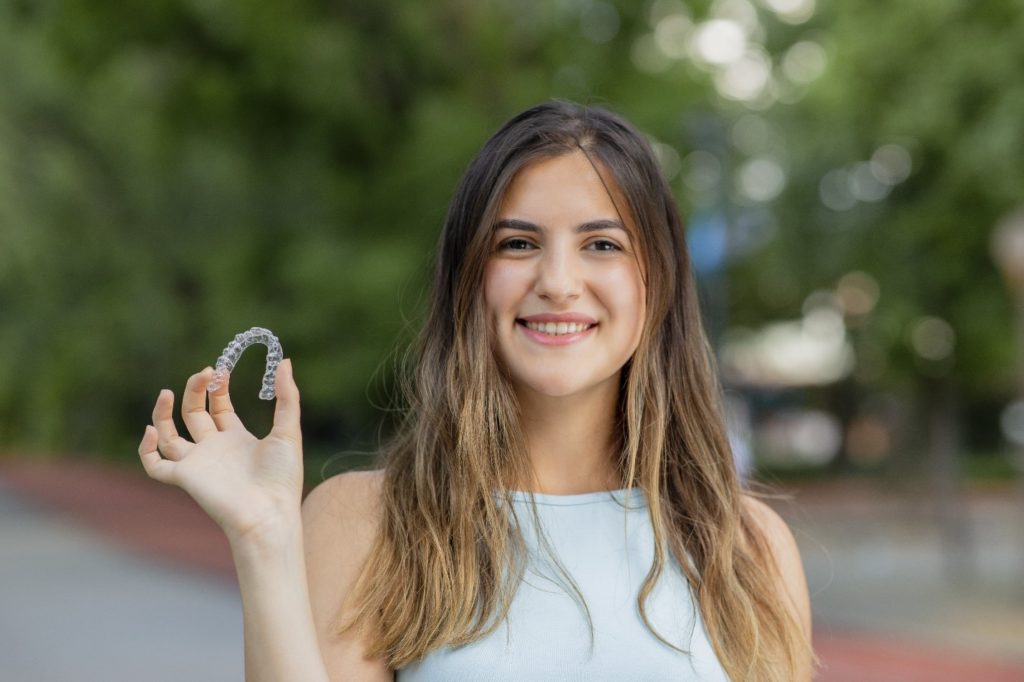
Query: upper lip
518,313,598,324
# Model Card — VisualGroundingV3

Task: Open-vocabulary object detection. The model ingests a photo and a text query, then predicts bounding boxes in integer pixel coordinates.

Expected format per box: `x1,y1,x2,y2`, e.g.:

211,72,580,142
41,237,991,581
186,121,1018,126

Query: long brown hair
340,101,811,680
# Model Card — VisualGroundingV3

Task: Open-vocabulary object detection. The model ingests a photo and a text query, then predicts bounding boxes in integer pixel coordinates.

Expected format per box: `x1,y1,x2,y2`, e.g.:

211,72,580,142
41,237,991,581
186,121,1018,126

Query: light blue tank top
397,489,730,681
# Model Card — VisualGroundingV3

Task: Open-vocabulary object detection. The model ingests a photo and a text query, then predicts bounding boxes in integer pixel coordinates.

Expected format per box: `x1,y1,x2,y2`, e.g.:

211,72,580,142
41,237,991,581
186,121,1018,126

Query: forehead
496,151,637,233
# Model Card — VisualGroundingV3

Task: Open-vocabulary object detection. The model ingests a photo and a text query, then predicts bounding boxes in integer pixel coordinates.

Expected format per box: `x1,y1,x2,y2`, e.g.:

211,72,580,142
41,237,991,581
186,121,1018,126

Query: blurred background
1,0,1023,679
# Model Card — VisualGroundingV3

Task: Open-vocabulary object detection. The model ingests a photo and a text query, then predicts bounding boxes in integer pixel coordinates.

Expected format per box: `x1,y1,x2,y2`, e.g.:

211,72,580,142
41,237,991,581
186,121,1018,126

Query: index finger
181,368,217,441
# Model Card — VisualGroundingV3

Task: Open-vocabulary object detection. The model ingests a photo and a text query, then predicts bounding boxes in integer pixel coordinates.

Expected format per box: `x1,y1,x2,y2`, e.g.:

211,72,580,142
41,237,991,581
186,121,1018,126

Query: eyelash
497,238,622,252
589,237,618,250
497,237,536,250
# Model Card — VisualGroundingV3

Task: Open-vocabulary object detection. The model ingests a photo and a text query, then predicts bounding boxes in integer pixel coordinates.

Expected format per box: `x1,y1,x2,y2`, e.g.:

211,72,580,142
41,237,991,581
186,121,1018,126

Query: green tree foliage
728,1,1024,458
1,0,1019,466
0,0,707,457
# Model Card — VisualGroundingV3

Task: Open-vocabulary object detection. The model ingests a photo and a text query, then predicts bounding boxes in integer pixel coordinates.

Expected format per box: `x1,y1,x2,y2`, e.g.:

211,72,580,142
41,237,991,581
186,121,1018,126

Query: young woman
139,101,813,681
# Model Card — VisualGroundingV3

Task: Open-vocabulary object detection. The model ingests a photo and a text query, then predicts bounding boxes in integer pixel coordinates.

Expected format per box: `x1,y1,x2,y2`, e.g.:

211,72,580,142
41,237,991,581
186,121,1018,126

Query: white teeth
523,321,593,335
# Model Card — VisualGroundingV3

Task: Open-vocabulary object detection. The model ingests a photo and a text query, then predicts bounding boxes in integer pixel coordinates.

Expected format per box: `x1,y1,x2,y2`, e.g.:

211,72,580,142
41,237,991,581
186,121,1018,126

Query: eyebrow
493,218,627,234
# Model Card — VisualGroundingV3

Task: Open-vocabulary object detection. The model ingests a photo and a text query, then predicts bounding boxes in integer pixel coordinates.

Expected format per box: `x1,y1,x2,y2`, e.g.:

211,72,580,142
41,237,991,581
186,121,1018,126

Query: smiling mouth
516,320,597,336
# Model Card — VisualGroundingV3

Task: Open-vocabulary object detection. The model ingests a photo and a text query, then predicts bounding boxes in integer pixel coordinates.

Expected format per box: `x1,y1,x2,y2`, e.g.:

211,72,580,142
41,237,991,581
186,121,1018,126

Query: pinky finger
138,425,175,484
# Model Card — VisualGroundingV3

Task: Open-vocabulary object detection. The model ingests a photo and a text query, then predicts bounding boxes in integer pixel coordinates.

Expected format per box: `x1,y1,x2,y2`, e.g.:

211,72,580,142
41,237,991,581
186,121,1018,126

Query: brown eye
588,239,622,252
498,238,536,251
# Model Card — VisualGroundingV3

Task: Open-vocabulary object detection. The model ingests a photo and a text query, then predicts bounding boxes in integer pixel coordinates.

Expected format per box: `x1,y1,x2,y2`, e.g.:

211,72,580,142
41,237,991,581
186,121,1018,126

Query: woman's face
484,150,647,403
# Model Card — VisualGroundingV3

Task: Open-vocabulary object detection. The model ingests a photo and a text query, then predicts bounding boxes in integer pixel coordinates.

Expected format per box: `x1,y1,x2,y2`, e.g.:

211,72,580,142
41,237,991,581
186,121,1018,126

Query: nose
534,244,582,303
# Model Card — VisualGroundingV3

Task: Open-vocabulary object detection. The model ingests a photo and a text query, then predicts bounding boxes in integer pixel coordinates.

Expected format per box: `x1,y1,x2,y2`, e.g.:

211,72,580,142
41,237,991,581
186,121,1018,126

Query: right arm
228,470,392,681
138,362,390,681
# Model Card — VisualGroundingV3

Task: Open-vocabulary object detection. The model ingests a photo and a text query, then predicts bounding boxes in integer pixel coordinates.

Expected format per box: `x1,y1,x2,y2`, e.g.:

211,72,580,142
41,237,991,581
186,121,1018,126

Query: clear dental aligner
207,327,284,400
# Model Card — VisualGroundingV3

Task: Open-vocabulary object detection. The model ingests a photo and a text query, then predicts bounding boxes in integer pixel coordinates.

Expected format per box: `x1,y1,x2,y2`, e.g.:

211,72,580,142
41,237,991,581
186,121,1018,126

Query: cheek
605,264,646,314
603,263,647,352
483,261,524,319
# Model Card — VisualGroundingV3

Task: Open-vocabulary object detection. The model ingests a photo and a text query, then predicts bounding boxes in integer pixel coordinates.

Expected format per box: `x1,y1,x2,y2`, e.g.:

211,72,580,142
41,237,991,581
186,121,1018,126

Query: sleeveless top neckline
504,487,647,507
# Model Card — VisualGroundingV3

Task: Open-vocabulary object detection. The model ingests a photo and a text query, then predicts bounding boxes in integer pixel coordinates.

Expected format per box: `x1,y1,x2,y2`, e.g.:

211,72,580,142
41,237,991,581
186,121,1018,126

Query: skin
485,150,646,494
138,152,811,681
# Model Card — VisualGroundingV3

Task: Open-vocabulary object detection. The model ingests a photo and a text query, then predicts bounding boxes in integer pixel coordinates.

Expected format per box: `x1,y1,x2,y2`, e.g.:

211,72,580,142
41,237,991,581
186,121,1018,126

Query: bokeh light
714,49,773,102
819,168,857,211
909,316,956,361
836,271,880,317
682,150,724,195
654,14,692,59
870,143,913,185
757,408,843,466
737,157,786,202
760,0,816,24
781,40,827,84
848,161,890,202
650,139,682,181
631,34,673,74
692,19,748,65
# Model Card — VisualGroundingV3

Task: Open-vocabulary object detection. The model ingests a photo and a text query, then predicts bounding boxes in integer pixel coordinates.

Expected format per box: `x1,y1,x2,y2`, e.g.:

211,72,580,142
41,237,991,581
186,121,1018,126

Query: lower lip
517,321,597,346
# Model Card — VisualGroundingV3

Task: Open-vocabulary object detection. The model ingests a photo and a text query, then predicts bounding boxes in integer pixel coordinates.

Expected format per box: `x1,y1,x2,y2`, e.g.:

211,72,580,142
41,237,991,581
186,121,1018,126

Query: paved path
0,475,243,681
2,457,1023,681
784,480,1024,681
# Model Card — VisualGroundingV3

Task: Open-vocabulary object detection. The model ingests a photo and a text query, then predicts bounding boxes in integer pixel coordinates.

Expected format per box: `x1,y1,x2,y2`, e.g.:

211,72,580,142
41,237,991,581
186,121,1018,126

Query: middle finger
208,372,244,432
152,390,191,461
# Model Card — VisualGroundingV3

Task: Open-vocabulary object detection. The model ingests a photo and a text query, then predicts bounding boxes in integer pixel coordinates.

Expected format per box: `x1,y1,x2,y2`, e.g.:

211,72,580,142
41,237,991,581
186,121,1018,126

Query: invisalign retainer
207,327,284,400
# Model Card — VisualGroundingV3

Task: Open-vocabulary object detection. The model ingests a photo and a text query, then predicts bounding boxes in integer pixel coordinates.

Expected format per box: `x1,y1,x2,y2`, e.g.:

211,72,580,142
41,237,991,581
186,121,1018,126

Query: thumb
271,358,301,440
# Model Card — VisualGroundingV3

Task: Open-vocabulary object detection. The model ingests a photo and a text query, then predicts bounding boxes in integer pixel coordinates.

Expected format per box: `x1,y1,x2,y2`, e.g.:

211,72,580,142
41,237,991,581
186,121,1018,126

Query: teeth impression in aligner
207,327,284,400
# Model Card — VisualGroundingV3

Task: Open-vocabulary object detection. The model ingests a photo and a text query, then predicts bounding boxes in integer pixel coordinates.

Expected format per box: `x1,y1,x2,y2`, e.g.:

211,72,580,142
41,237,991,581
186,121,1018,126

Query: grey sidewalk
780,481,1024,664
0,481,243,682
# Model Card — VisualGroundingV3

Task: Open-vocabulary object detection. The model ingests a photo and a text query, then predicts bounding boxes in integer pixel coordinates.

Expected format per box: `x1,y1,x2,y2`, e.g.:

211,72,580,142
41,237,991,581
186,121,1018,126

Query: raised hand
138,359,304,545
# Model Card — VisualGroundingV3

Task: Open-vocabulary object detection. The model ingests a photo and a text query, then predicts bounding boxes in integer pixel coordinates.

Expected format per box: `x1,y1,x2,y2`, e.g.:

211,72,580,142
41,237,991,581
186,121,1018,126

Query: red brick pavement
3,456,1023,681
813,630,1024,682
0,456,235,582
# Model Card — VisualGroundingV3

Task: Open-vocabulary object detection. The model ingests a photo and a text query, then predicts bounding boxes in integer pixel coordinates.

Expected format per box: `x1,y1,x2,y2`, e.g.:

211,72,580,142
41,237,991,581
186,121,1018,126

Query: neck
514,380,621,495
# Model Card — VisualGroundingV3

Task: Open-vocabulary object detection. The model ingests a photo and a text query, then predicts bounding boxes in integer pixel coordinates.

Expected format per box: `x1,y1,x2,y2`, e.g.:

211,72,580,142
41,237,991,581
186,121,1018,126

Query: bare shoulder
304,469,385,521
303,470,391,681
741,495,797,551
740,495,812,636
302,468,386,581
